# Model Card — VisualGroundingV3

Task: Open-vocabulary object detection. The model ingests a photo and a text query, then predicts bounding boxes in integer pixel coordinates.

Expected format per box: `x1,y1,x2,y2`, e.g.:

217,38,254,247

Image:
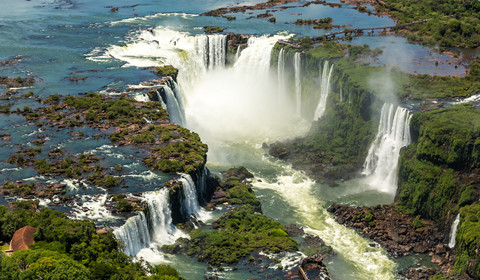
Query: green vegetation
164,167,296,265
0,201,183,280
154,65,178,80
304,41,346,60
87,173,122,188
412,216,425,229
376,0,480,48
0,104,10,114
62,93,169,126
163,205,297,265
0,182,37,198
397,104,480,223
294,17,335,29
269,41,480,182
11,92,208,175
112,194,144,212
220,167,260,211
453,203,480,278
142,124,208,174
203,26,224,34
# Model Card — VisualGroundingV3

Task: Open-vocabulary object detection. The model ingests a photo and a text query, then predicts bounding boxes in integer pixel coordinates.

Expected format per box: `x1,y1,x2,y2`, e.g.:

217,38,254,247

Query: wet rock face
327,203,458,277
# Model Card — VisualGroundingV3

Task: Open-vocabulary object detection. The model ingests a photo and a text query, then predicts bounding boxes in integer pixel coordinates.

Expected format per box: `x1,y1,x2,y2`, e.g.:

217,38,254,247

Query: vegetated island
351,0,480,49
292,17,350,29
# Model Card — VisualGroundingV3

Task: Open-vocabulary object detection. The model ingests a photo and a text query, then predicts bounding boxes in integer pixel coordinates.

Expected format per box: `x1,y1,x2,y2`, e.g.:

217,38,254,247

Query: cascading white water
208,34,227,70
135,93,150,102
114,174,209,258
195,35,209,71
234,45,241,62
113,189,185,258
184,34,306,144
106,27,226,95
449,214,460,248
254,164,397,280
106,29,396,279
277,48,286,100
114,212,151,257
143,189,186,245
294,52,302,115
155,89,168,111
195,34,226,70
168,79,187,124
179,174,201,218
362,103,412,194
313,60,334,121
159,85,186,126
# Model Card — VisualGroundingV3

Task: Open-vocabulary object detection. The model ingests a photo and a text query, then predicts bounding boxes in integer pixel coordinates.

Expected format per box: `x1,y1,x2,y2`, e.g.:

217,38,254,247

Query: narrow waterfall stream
449,214,460,248
277,48,286,102
294,52,302,116
179,174,201,219
108,28,401,279
161,85,186,126
314,60,334,121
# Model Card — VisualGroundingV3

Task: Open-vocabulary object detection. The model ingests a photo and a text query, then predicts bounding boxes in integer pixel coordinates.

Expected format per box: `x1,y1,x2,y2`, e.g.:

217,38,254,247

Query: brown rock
431,254,443,265
213,190,227,199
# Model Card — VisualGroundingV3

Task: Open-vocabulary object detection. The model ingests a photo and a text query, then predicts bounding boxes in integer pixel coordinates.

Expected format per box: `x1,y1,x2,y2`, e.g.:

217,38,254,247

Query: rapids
108,28,398,279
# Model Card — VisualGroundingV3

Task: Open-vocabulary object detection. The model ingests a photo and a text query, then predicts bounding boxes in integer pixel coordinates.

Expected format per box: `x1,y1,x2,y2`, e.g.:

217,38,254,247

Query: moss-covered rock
163,167,296,265
453,203,480,278
396,104,480,225
203,26,224,34
153,65,179,81
163,205,297,265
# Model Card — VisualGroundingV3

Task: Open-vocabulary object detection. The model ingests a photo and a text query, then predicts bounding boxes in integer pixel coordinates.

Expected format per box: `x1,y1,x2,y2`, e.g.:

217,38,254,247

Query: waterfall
208,34,226,69
179,174,201,218
363,103,412,194
233,35,278,77
114,175,207,258
313,60,334,121
449,214,460,248
194,34,226,70
107,30,310,142
143,189,184,245
294,52,302,115
157,85,186,126
277,48,286,100
196,166,208,204
195,35,209,71
234,45,241,62
168,78,186,123
114,212,151,257
115,189,185,257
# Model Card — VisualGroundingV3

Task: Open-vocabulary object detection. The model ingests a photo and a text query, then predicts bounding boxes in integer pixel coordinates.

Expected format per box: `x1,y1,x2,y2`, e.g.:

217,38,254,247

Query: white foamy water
362,103,412,195
254,164,396,280
313,60,334,121
74,193,117,221
105,26,396,279
294,52,302,116
448,214,460,248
